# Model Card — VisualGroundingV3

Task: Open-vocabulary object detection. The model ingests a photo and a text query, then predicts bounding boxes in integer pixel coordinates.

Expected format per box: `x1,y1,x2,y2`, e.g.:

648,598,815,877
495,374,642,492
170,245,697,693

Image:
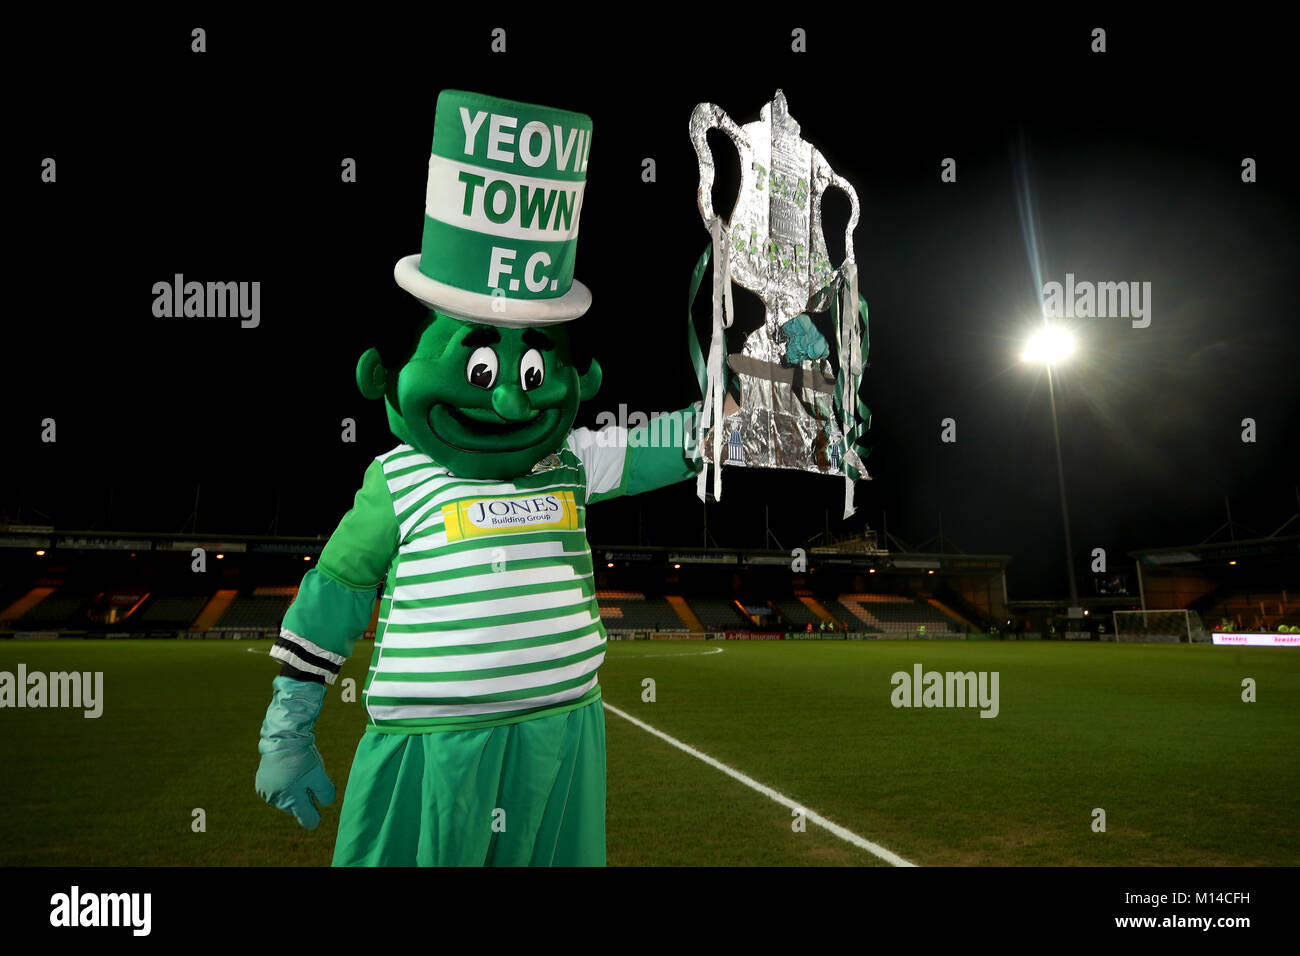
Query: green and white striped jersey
363,437,610,731
271,407,699,735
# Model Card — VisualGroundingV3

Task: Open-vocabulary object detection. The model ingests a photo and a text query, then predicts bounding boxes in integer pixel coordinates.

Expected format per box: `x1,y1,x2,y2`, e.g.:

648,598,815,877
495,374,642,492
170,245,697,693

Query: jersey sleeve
270,458,399,685
568,402,702,505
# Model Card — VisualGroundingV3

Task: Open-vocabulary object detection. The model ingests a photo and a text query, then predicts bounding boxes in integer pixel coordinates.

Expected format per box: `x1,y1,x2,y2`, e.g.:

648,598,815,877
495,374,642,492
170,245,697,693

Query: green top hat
394,89,594,327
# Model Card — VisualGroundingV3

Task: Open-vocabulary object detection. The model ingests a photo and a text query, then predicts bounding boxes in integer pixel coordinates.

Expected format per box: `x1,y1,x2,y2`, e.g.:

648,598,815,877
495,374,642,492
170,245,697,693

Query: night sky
6,12,1296,598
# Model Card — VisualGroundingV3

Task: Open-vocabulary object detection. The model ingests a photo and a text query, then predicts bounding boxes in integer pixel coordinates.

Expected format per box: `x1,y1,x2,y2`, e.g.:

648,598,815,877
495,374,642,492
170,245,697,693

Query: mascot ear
578,358,602,402
356,348,389,400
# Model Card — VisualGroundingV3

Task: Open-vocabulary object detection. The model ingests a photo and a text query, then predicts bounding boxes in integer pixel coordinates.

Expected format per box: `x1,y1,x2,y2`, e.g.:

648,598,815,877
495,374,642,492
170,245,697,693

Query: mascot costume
254,90,702,866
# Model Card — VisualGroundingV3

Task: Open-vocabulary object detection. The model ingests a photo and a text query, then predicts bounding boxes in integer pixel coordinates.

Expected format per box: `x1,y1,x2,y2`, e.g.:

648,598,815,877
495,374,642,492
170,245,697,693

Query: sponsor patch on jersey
442,489,579,540
529,453,564,475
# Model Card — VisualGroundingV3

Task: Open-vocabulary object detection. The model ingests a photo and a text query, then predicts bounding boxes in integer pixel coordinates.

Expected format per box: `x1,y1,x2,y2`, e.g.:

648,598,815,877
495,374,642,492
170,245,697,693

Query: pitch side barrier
182,629,270,641
783,631,970,641
179,629,380,641
0,629,384,641
0,630,276,640
4,629,999,642
0,630,148,641
0,629,277,641
604,630,983,641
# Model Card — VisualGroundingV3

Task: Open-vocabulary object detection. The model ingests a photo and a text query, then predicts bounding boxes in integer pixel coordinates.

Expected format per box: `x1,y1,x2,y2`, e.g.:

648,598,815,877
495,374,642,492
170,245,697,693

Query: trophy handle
689,103,751,226
812,146,861,270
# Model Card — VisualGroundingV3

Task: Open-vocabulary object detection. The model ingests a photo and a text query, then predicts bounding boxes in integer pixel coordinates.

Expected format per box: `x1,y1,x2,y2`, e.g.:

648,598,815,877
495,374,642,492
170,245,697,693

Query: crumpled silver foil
689,90,867,482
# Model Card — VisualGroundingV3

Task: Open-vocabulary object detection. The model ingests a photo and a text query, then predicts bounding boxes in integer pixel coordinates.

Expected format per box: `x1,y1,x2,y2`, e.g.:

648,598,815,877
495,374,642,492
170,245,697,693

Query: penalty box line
602,700,917,867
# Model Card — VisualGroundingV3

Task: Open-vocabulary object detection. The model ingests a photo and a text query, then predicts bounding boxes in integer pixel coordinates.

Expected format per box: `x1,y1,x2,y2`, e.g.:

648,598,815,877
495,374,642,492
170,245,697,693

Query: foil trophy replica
688,90,870,518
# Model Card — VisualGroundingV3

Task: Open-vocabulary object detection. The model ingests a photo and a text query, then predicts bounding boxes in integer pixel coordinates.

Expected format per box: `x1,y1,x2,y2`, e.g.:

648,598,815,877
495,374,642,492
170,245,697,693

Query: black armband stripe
278,661,327,685
272,637,342,676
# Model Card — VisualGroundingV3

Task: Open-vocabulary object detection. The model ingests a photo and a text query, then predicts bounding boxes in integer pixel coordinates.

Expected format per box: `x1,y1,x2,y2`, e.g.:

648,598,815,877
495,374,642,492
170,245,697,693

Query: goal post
1112,609,1208,644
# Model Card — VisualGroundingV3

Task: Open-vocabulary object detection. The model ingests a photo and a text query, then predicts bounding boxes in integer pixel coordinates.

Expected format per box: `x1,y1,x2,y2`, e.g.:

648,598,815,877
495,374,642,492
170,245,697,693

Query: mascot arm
570,402,703,505
270,458,399,680
256,459,398,829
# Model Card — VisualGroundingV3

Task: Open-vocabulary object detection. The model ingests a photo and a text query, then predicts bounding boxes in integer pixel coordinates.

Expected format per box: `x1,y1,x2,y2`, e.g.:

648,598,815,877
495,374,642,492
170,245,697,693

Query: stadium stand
7,589,90,627
927,596,978,632
823,597,879,631
1202,590,1295,631
595,591,685,630
215,593,295,629
0,583,34,619
663,595,703,631
0,528,1020,639
836,594,966,633
687,597,753,630
772,598,821,628
136,594,213,629
0,586,57,627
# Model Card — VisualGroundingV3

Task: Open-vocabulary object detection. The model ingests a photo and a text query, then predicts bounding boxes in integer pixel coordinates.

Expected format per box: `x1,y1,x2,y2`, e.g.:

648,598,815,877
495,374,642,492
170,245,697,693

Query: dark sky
6,12,1296,598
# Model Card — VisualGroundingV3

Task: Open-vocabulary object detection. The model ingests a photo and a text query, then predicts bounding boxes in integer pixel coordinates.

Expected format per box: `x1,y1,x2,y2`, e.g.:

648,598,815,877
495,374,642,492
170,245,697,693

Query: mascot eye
520,349,545,391
466,347,499,389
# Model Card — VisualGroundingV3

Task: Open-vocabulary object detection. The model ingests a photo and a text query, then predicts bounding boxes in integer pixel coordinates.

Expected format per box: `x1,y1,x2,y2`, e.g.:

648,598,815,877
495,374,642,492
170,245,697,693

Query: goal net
1112,609,1208,644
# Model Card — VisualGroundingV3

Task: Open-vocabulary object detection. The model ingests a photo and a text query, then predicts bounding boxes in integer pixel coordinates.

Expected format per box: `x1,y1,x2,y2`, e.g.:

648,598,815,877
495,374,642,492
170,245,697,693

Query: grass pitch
0,638,1295,866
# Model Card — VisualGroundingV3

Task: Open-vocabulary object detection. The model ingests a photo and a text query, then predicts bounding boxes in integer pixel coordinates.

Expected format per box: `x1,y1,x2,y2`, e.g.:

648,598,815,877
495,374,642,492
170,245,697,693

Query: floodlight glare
1022,326,1075,364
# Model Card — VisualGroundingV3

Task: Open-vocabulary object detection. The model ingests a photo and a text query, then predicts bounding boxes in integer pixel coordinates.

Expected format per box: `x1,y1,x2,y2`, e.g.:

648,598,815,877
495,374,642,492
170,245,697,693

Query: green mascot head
356,313,601,479
362,89,601,479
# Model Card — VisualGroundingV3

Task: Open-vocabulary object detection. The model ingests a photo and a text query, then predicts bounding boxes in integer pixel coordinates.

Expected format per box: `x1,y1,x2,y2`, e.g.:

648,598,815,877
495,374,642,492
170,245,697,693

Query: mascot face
358,311,602,479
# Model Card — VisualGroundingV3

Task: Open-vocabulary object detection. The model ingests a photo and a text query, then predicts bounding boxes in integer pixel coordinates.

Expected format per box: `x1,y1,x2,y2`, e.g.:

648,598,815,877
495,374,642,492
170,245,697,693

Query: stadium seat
685,598,752,630
215,593,295,629
772,599,821,628
595,593,688,630
835,594,962,633
7,589,91,628
136,594,213,629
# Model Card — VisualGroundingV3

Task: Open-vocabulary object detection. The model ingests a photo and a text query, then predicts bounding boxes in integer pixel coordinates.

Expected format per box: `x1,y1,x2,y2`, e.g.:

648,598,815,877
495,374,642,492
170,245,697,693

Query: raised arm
568,403,702,504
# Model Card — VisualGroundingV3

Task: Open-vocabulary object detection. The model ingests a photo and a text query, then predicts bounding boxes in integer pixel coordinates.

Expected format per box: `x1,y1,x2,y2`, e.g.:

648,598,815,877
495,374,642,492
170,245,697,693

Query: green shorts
332,696,606,866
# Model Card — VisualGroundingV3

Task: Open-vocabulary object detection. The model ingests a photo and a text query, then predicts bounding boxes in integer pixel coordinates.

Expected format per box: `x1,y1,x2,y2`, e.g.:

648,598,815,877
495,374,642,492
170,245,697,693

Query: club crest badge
530,453,564,475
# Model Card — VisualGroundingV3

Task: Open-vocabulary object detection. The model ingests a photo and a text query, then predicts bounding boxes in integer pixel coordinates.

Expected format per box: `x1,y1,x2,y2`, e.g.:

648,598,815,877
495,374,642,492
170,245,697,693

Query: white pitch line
602,700,917,867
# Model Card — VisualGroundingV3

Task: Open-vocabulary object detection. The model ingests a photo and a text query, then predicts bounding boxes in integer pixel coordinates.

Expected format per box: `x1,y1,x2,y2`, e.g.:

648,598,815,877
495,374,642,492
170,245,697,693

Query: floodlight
1022,326,1075,364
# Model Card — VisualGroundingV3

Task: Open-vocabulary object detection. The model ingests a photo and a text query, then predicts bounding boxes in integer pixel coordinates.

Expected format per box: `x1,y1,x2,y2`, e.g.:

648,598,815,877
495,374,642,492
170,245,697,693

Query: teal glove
255,675,336,829
779,314,830,364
